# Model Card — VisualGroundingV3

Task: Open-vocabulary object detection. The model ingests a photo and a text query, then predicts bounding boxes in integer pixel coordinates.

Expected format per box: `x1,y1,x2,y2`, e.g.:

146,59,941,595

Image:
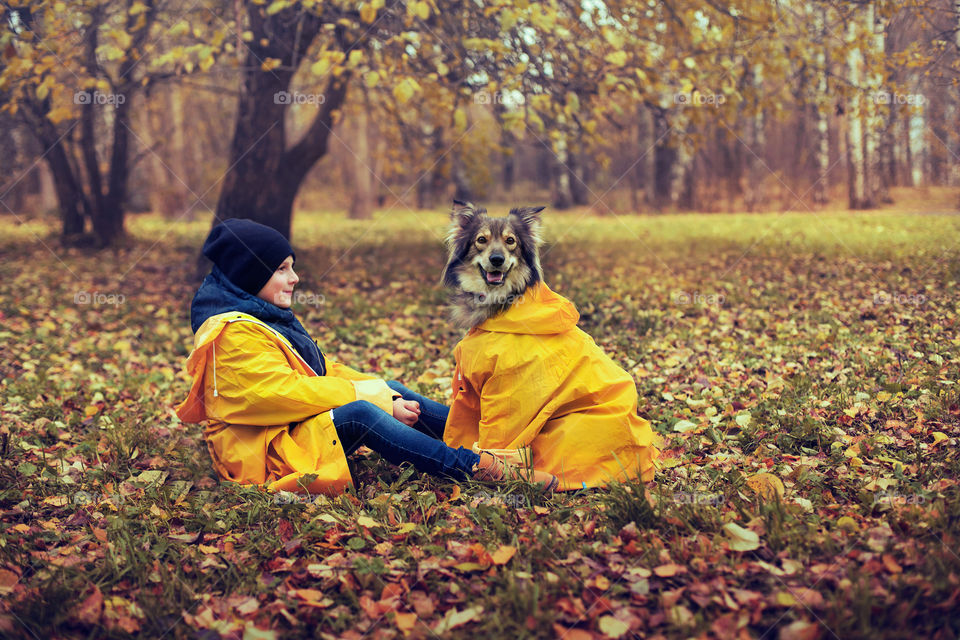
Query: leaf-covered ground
2,200,959,639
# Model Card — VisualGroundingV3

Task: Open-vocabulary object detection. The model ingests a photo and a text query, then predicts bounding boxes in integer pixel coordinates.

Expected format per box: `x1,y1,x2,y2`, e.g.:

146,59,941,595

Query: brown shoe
471,451,559,492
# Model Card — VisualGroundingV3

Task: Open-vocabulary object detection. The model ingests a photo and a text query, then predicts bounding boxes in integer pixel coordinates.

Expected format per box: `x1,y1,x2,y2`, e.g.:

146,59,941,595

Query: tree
0,0,223,246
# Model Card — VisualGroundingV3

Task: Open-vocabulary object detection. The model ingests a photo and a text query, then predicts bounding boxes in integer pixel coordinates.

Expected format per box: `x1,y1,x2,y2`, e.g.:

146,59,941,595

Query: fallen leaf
654,563,684,577
778,619,820,640
746,472,785,499
723,523,761,551
491,545,517,565
598,614,630,637
434,605,483,633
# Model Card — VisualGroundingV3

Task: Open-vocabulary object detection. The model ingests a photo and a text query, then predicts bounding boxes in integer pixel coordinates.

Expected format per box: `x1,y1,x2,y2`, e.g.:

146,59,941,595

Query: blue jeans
332,381,480,481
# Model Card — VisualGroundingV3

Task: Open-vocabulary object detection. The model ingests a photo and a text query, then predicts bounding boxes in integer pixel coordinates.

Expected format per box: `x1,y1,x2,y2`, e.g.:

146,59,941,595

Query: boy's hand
393,398,421,427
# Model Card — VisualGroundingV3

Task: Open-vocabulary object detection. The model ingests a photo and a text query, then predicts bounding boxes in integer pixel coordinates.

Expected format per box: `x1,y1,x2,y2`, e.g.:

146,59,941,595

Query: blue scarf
190,266,326,375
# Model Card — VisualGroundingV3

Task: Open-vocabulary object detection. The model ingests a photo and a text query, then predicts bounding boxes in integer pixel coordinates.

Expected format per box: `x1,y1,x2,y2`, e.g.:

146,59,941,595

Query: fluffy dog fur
442,200,546,329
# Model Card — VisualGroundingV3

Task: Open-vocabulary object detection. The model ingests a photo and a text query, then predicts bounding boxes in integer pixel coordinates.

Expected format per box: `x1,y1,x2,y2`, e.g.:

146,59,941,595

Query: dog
440,200,660,489
441,200,546,329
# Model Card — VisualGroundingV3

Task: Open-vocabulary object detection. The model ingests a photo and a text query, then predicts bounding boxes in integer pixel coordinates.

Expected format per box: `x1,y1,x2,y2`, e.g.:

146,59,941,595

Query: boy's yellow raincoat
444,283,659,490
176,312,396,495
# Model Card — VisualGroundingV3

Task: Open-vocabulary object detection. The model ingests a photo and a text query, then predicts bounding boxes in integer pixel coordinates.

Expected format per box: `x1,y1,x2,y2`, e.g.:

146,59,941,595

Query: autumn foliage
1,203,959,638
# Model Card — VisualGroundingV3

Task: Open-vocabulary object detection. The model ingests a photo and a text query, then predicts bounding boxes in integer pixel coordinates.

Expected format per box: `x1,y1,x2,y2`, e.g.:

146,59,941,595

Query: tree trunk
213,7,348,239
813,5,830,206
347,109,374,219
846,14,870,209
652,108,674,211
29,109,88,235
744,63,766,212
865,4,889,204
451,150,474,203
551,136,573,210
908,100,926,187
567,148,589,206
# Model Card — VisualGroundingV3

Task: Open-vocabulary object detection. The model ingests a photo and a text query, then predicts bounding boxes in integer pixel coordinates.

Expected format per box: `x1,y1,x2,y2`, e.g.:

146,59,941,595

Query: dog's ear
509,206,546,228
451,200,482,229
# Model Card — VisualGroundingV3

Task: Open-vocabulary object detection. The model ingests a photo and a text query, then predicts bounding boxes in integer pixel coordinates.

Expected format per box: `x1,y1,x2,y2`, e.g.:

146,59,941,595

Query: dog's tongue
485,271,504,284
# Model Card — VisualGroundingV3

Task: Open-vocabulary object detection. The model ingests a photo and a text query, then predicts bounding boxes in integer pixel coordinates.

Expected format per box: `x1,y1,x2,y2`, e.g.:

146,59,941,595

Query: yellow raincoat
175,312,397,495
444,283,659,490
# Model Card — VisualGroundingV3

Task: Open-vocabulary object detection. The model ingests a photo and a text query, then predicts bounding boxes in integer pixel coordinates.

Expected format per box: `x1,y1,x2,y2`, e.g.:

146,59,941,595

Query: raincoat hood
191,266,325,375
478,282,580,335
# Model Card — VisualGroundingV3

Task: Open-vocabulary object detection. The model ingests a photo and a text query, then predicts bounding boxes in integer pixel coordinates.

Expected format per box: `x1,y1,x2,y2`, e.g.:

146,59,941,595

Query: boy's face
257,255,298,308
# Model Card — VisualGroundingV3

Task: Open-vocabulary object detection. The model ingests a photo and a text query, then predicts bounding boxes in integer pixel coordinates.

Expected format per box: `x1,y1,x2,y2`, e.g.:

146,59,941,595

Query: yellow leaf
363,71,379,88
47,107,74,124
746,472,785,500
397,522,417,534
357,515,378,529
198,544,219,554
392,78,417,104
490,545,516,565
598,615,630,638
723,522,760,551
836,516,858,531
359,4,377,23
604,51,628,67
43,496,69,507
311,58,331,76
394,611,418,633
876,391,892,402
412,1,430,20
931,432,948,445
653,563,682,577
261,58,282,72
453,107,467,133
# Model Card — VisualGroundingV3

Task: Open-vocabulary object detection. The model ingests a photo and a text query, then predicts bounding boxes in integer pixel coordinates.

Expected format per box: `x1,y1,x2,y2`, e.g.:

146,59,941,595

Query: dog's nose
489,253,505,267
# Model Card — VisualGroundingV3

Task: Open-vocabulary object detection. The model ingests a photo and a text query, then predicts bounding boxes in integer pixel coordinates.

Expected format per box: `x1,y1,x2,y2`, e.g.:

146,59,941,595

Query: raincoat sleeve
323,355,377,382
209,323,393,425
473,351,558,450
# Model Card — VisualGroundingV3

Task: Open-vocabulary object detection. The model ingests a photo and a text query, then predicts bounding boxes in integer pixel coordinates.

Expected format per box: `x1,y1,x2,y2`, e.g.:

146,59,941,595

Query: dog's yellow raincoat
176,312,396,495
444,283,659,490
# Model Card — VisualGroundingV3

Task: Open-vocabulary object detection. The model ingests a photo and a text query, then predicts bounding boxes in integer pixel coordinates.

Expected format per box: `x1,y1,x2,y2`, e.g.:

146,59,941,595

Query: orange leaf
0,567,20,596
74,584,103,626
882,554,902,574
491,545,517,565
394,611,418,633
654,563,684,577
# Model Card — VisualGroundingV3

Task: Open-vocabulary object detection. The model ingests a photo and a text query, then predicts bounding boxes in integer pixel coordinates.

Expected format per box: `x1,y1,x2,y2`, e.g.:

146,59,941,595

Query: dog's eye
476,236,487,244
505,237,516,246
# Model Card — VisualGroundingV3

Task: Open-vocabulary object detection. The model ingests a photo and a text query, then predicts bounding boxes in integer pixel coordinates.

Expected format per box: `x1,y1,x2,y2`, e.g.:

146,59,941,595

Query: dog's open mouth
480,266,507,286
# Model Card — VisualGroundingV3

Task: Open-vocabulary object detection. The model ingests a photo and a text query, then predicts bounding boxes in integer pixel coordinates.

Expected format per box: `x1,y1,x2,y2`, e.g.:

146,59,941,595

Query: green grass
1,198,959,638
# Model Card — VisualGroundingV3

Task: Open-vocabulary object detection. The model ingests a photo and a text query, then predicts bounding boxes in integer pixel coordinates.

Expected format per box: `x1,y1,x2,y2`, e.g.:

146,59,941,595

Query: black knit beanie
202,218,296,295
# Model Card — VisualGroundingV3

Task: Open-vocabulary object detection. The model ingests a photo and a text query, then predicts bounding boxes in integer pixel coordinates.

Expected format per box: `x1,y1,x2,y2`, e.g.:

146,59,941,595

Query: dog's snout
489,253,505,267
